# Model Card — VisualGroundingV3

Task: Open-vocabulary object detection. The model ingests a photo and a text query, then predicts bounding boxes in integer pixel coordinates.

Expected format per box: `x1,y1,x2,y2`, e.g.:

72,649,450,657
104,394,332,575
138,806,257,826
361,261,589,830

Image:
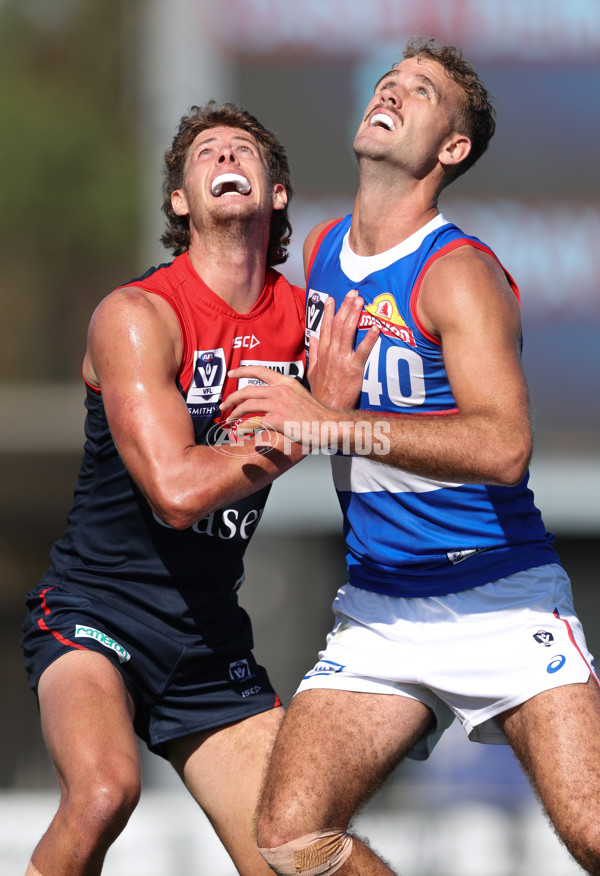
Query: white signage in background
201,0,600,60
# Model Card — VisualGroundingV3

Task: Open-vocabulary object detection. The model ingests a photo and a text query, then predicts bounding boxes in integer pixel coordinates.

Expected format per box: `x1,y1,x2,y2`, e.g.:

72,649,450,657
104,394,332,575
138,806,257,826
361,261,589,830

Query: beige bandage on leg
259,829,353,875
25,864,45,876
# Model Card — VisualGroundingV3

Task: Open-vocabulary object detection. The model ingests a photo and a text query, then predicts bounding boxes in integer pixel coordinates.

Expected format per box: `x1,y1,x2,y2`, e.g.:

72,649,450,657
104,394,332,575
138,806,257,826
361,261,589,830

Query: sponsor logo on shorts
229,659,254,682
74,625,131,663
303,659,345,679
547,654,566,673
533,630,555,647
241,685,262,697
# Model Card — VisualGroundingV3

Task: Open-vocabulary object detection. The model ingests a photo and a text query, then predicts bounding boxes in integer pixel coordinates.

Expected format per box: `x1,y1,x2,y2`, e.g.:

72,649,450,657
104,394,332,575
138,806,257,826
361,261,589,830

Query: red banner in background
203,0,600,61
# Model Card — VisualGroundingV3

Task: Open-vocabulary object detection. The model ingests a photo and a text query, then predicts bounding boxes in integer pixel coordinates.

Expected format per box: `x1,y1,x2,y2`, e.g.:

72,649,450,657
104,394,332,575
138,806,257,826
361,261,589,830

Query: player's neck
349,185,439,256
348,158,441,256
187,229,270,313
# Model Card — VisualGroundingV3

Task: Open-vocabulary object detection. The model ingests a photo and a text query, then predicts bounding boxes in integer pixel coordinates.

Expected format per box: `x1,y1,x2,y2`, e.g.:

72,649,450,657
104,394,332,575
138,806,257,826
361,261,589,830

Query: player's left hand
308,290,380,410
221,366,329,445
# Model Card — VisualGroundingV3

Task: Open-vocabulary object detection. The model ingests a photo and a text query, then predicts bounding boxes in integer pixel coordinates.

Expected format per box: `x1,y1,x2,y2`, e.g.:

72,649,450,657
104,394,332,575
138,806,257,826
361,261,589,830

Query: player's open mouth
211,173,252,196
369,112,396,131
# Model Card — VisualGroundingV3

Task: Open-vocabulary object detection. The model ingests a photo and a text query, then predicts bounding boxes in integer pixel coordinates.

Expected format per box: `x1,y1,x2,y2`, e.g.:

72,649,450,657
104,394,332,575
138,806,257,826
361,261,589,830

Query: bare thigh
499,677,600,871
168,706,284,876
38,649,141,794
257,688,433,845
30,651,142,874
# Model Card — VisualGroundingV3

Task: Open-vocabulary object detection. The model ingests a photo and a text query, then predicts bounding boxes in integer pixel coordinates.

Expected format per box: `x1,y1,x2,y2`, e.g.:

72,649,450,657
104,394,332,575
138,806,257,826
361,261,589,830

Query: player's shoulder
303,217,344,276
438,243,512,292
88,286,181,359
91,284,165,324
421,242,520,332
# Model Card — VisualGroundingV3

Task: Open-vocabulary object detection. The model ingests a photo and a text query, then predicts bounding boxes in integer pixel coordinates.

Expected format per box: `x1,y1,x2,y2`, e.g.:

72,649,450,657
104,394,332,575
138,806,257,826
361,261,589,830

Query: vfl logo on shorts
229,659,254,682
533,630,555,647
74,625,131,663
303,659,345,680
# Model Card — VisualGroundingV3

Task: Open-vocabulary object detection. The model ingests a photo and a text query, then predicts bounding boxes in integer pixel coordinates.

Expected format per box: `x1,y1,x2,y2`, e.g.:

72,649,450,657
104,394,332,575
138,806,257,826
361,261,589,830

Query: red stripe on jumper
306,218,343,283
553,607,599,685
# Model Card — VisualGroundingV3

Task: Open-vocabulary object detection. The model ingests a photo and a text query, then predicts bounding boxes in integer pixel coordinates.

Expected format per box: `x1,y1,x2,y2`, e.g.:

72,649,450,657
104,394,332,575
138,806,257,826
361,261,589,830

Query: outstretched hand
308,290,379,410
221,366,326,443
221,290,379,448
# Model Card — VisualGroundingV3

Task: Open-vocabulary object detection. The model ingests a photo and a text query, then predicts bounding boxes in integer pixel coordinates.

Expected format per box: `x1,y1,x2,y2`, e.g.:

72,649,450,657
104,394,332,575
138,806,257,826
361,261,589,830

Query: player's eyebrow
373,68,399,91
374,67,443,101
412,72,442,99
193,133,257,148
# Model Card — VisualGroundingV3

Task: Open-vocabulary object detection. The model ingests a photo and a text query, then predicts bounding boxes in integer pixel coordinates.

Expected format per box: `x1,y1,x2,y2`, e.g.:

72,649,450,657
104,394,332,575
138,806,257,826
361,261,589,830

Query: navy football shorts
21,581,280,758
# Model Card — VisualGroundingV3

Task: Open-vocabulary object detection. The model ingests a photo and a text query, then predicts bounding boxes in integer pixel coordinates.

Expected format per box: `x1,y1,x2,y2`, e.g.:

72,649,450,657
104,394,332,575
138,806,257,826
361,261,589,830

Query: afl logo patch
305,289,328,344
187,348,226,404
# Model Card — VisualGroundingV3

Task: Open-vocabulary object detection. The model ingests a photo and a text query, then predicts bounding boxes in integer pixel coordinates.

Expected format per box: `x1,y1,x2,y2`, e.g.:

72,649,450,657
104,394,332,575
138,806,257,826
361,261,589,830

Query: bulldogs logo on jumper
186,348,226,406
359,293,417,347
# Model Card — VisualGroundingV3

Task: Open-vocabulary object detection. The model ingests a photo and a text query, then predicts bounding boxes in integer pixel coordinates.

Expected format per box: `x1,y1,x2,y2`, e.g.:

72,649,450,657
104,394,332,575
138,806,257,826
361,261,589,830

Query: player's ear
439,134,471,168
271,183,287,212
171,189,190,216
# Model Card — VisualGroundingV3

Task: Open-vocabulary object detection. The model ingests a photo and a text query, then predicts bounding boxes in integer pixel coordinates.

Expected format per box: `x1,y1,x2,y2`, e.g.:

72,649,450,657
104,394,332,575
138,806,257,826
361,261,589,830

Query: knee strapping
259,829,353,876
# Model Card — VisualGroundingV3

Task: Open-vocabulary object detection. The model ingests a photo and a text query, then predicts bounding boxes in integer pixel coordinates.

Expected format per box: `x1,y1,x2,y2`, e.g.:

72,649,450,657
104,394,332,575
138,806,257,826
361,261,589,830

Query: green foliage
0,0,141,379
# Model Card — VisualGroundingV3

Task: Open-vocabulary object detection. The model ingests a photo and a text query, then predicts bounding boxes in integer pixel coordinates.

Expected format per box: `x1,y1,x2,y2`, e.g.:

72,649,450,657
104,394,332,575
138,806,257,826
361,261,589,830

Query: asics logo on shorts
547,655,566,673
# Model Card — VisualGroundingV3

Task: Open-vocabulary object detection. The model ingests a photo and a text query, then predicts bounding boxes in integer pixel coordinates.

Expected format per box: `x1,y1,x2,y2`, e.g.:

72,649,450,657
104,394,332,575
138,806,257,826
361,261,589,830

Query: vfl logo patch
187,348,226,405
75,625,131,663
533,630,555,647
303,659,345,680
305,290,328,347
229,659,254,682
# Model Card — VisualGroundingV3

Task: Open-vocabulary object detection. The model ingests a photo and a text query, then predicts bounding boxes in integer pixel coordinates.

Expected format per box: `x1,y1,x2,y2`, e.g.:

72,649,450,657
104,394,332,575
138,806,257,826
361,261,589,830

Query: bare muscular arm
223,246,532,487
83,287,304,530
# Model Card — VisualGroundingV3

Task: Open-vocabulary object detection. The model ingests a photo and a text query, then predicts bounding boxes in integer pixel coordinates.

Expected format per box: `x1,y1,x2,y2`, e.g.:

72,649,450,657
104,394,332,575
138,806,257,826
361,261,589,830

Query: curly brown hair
161,101,293,266
402,36,496,185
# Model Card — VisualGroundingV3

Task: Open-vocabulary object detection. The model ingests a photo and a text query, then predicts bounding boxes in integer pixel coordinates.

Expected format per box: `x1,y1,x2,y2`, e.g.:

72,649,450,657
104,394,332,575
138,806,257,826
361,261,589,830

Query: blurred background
0,0,598,873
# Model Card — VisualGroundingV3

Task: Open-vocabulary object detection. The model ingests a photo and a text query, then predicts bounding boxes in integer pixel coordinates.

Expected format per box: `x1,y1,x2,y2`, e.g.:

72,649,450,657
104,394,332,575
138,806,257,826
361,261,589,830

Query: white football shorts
296,564,597,760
